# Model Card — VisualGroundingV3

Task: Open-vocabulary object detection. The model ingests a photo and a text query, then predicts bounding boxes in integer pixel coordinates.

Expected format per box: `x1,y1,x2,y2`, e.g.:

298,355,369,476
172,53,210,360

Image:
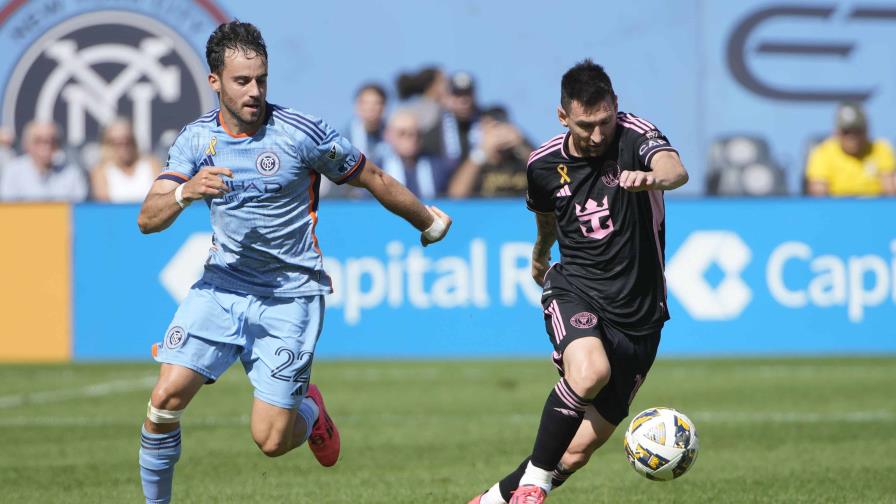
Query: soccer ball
623,407,699,481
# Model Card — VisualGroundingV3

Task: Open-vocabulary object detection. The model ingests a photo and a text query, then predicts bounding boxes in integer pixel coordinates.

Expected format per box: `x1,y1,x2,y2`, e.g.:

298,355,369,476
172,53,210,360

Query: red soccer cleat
509,485,547,504
306,384,340,467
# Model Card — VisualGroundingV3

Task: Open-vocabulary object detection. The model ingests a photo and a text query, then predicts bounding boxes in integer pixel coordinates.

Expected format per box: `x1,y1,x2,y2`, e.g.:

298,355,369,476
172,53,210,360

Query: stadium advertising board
71,199,895,360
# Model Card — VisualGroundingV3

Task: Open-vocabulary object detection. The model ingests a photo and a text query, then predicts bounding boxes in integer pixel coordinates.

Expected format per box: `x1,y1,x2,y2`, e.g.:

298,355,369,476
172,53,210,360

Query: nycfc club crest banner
0,0,227,157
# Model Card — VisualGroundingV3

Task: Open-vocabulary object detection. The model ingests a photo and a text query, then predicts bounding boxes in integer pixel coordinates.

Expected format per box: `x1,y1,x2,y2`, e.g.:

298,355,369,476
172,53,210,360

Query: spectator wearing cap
380,108,454,199
447,106,532,198
428,71,481,166
0,120,87,202
805,102,895,197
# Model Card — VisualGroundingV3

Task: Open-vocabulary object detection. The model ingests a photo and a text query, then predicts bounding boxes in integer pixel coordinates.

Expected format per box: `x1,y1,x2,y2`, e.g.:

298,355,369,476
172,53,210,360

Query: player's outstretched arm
620,151,689,192
137,167,233,234
531,211,557,286
347,161,451,246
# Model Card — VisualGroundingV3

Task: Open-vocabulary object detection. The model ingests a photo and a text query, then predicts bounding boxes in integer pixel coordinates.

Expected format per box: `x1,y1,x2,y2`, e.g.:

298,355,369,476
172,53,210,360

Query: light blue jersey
159,103,365,297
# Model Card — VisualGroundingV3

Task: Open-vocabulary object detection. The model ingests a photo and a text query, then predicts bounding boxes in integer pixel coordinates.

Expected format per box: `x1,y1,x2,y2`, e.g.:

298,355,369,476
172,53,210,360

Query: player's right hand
421,206,452,246
531,254,551,286
182,166,233,200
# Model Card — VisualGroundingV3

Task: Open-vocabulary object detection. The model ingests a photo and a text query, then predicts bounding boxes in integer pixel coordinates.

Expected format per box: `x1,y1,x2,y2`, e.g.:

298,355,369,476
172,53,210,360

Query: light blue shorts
155,280,324,409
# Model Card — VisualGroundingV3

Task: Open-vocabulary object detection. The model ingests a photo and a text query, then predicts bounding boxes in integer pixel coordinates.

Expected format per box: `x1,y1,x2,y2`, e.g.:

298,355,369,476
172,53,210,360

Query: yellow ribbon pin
205,137,217,156
557,164,571,183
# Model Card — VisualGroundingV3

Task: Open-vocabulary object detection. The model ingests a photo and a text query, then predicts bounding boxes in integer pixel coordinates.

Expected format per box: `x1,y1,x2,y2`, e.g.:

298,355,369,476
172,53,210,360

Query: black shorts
541,269,660,426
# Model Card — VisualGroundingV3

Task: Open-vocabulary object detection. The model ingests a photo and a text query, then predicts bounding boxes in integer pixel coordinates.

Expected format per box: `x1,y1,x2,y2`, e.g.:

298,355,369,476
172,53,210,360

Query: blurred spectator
346,83,388,159
805,102,895,197
89,119,161,202
396,66,447,155
705,135,787,196
321,83,388,199
0,120,87,202
0,126,14,184
448,106,532,198
435,71,481,166
380,108,454,199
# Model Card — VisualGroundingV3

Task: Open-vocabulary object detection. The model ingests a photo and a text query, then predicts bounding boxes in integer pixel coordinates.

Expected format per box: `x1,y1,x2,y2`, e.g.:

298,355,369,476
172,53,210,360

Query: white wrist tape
423,213,447,241
147,400,184,424
174,184,190,209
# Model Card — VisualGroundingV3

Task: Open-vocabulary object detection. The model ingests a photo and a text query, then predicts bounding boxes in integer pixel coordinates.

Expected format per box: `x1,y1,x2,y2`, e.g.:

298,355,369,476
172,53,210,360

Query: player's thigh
243,295,324,411
590,326,661,426
154,281,245,385
543,289,610,391
150,363,208,410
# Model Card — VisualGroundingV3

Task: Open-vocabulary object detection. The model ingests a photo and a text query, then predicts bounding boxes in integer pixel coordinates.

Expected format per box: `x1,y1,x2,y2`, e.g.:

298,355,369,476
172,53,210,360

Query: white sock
480,483,507,504
518,461,553,493
297,397,319,442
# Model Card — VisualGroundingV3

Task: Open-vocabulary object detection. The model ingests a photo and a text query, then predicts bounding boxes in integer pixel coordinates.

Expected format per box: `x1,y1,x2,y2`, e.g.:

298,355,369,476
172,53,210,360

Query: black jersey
526,112,677,335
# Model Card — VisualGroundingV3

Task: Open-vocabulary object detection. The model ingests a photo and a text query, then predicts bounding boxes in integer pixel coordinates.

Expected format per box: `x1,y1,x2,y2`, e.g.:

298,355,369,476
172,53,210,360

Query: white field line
0,410,892,428
0,375,156,409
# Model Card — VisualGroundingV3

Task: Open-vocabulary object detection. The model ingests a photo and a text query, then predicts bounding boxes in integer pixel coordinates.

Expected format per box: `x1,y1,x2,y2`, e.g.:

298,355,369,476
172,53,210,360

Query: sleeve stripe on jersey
617,117,648,134
157,171,189,183
528,136,565,163
273,106,326,137
528,143,563,166
273,108,325,143
644,146,678,167
335,153,367,185
273,111,324,145
623,112,657,130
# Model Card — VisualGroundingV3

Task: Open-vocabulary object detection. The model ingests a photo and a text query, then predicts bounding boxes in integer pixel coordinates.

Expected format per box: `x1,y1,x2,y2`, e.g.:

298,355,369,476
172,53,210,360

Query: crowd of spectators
0,66,893,204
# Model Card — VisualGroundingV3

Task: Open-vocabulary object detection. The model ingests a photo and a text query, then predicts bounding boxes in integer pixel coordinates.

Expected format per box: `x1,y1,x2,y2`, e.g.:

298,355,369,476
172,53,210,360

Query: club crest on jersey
602,160,620,187
256,151,280,176
570,312,598,329
165,326,187,349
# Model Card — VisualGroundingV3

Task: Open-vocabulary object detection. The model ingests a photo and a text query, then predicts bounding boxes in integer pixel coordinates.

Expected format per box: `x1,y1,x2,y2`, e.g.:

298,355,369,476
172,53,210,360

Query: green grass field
1,357,895,503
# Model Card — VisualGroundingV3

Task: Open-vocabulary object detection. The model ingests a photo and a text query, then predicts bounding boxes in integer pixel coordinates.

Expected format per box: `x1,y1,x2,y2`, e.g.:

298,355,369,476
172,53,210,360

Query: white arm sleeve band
147,400,184,424
423,212,447,242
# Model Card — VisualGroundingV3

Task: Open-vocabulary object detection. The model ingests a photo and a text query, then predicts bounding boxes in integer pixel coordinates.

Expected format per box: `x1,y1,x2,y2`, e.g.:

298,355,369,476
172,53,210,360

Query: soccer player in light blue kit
136,21,451,503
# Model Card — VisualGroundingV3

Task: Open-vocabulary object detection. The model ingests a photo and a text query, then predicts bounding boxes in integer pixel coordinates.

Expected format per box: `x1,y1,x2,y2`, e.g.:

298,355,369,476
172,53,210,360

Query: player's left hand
619,170,655,192
421,206,452,247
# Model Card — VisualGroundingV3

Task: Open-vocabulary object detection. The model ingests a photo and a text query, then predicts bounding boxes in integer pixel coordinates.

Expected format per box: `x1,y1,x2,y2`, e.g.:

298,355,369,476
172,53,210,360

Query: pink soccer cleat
306,384,341,467
509,485,547,504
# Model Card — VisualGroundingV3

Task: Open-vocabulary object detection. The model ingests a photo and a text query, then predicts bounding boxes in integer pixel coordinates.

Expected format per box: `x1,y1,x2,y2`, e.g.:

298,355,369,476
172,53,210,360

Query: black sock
551,461,576,488
499,456,531,502
529,378,589,471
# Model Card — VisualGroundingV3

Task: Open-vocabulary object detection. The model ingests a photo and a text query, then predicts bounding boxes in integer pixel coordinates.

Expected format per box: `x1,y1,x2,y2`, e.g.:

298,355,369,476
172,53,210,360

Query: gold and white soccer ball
624,407,699,481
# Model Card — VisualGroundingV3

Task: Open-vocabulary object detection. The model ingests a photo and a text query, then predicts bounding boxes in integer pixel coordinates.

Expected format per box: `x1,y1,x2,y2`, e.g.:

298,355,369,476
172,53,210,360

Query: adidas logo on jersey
556,185,571,197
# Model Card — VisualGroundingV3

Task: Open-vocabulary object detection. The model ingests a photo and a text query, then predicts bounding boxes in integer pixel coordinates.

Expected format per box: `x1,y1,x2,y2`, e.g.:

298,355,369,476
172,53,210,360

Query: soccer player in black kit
469,60,689,504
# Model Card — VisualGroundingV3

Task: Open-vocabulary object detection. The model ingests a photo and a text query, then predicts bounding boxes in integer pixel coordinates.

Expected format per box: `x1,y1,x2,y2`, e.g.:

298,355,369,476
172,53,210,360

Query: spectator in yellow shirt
806,102,895,197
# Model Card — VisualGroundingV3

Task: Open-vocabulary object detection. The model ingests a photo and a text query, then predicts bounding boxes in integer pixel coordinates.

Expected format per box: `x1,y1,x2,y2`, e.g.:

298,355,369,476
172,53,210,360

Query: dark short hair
560,59,615,111
355,83,388,102
206,20,267,74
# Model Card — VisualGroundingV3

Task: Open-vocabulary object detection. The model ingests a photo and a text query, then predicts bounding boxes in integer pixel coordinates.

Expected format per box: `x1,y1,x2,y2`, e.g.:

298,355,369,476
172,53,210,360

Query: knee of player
565,362,610,397
150,386,190,411
256,437,291,458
